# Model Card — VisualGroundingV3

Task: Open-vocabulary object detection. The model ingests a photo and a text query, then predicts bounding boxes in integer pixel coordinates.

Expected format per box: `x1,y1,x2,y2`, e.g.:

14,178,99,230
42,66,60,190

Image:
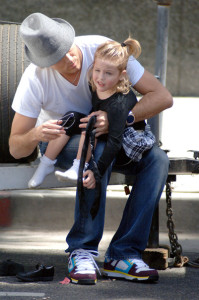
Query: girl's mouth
97,81,104,87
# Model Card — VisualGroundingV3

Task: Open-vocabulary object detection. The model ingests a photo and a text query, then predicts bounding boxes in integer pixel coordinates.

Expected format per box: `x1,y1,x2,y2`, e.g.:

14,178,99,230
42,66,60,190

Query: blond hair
89,36,141,94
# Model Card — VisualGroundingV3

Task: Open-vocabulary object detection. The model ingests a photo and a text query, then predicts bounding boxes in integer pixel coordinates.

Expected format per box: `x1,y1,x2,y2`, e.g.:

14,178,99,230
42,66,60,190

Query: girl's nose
99,72,104,80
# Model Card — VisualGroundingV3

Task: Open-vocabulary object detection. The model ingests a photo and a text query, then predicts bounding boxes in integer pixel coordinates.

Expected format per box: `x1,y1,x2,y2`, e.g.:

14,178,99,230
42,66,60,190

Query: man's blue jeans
40,134,169,259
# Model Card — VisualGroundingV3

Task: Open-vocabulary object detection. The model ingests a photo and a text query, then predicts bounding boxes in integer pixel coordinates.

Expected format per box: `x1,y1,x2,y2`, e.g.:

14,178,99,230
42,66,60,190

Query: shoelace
128,258,151,271
69,249,101,275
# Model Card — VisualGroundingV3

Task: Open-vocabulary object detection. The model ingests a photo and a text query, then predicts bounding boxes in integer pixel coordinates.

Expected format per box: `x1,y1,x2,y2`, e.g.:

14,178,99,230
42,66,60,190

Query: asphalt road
0,229,199,300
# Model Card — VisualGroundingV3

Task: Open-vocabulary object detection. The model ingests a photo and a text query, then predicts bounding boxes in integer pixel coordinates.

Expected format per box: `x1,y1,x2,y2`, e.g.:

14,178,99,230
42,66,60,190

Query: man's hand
83,170,96,189
79,110,109,137
9,113,65,159
35,119,65,142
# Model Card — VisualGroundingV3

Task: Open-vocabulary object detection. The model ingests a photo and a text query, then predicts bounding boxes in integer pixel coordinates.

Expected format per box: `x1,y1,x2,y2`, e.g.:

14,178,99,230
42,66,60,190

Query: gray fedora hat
20,13,75,68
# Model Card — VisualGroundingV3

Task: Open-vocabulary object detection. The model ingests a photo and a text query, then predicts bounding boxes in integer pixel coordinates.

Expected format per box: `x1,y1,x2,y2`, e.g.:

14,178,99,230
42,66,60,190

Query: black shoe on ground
16,264,54,282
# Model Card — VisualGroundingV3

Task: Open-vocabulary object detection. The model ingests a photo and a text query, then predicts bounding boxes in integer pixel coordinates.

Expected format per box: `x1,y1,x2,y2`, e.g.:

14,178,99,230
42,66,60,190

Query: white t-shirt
12,35,144,125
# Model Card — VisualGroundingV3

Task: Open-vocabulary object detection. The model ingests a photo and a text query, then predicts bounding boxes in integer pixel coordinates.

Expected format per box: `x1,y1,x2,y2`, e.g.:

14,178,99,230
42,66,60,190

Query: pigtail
122,36,141,59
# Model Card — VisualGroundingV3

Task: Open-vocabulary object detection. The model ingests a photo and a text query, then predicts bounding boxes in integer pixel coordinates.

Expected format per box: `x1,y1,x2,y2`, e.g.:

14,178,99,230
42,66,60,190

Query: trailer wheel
0,23,38,163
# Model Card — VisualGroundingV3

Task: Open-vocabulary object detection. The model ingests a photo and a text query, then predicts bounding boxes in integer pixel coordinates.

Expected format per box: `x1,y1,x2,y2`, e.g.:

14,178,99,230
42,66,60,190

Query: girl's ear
119,69,127,81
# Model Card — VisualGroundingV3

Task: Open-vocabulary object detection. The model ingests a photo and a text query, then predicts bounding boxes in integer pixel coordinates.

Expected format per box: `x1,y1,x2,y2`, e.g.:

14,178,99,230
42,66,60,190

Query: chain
166,179,188,266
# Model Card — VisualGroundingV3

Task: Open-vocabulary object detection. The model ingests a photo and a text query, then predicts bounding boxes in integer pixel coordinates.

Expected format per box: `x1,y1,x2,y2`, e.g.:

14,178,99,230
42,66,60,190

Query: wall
0,0,198,96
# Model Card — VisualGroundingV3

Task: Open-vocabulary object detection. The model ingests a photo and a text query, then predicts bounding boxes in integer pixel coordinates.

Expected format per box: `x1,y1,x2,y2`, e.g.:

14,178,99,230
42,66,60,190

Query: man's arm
132,70,173,122
9,112,65,159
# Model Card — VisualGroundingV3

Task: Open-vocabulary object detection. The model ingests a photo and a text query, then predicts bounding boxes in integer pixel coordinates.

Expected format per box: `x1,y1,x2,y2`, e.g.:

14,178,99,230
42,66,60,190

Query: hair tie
121,42,126,47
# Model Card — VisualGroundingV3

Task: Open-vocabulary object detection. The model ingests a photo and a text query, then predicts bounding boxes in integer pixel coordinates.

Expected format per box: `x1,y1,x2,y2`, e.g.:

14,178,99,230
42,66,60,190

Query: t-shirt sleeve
12,66,43,118
127,56,144,87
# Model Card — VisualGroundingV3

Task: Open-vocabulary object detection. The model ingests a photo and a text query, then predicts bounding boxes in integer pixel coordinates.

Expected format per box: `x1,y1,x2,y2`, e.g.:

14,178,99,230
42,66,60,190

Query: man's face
51,44,82,75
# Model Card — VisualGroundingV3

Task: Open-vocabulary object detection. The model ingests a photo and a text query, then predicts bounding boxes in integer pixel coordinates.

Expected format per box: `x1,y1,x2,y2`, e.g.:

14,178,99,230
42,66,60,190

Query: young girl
55,37,143,185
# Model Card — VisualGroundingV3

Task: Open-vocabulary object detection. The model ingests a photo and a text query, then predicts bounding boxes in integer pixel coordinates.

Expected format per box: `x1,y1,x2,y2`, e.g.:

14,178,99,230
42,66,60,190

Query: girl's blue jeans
40,134,169,259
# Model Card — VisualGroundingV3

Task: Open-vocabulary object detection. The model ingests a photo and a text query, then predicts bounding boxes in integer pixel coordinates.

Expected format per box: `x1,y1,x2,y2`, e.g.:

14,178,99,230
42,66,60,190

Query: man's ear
119,70,127,81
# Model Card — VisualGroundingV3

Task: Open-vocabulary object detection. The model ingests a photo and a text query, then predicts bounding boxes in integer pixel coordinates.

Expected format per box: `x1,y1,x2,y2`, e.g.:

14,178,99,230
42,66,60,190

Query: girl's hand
83,170,96,189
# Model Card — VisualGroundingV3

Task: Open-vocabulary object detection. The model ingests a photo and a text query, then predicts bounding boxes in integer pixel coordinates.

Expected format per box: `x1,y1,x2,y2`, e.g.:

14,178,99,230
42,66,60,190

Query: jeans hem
65,247,99,254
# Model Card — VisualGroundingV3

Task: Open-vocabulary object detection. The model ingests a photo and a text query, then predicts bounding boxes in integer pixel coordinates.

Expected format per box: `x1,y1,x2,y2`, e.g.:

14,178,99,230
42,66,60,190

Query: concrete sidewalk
0,184,199,300
0,227,199,300
1,187,199,299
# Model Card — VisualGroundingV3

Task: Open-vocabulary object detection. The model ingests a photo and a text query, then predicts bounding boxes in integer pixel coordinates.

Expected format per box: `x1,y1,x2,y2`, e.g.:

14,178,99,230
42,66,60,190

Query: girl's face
92,58,123,96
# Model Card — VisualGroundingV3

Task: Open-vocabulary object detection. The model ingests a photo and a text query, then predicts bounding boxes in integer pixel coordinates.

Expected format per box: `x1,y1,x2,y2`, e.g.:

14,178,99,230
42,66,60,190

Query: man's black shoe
16,264,54,282
0,259,24,276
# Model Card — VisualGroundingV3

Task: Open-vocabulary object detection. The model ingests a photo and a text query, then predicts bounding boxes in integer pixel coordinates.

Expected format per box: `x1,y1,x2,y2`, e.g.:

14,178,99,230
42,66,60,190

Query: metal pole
147,0,172,249
148,0,172,145
155,0,172,85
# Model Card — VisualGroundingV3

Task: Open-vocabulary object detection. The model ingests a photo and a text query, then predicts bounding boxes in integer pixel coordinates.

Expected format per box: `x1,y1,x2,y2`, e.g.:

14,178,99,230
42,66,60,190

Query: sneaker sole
70,277,97,285
103,269,159,282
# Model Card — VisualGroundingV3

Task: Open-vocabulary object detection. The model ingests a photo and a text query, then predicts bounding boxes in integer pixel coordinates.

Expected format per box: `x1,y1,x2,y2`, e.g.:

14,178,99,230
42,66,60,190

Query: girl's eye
106,72,112,75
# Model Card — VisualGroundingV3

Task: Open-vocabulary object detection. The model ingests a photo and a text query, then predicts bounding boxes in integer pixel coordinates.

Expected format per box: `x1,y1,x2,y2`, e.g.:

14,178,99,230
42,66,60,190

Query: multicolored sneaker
103,258,159,282
68,249,100,285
